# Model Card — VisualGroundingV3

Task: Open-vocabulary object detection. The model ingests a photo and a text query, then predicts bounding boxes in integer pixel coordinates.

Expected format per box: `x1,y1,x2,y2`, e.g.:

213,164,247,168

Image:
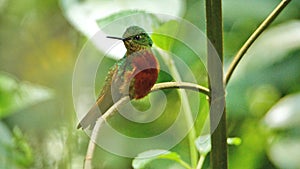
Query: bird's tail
77,90,114,130
77,103,102,129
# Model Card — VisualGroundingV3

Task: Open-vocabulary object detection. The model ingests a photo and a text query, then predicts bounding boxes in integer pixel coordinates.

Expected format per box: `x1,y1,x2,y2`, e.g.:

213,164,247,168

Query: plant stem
206,0,227,169
225,0,291,85
177,159,193,169
196,154,206,169
157,49,198,168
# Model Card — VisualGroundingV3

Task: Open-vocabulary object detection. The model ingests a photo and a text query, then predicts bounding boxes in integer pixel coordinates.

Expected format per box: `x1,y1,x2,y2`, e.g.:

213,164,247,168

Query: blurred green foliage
0,73,53,118
133,150,191,169
0,0,300,169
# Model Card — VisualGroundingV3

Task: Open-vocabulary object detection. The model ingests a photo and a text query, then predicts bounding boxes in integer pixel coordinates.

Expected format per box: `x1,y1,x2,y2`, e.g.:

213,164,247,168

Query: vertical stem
205,0,228,169
196,154,206,169
157,49,198,168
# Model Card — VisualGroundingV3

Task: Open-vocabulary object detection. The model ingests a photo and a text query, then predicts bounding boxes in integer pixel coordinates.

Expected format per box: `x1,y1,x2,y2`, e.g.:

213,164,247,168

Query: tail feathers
77,85,115,130
77,106,101,130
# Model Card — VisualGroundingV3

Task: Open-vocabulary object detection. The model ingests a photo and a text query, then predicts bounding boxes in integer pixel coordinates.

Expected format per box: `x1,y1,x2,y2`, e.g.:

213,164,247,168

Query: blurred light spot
264,93,300,129
268,138,300,169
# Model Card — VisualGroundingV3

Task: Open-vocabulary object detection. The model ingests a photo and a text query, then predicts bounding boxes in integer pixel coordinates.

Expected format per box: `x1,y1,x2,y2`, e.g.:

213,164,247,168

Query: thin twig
151,82,210,96
83,82,209,168
225,0,291,85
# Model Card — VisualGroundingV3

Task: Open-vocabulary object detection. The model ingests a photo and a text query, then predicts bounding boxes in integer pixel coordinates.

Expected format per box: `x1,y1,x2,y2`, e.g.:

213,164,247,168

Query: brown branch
151,82,210,96
83,81,209,168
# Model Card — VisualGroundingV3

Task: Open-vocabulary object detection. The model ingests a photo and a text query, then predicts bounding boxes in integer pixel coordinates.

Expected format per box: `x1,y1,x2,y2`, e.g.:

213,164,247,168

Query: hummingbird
77,26,159,129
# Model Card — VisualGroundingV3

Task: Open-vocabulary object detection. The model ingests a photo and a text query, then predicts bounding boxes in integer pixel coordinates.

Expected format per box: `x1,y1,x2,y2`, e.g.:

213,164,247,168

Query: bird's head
107,26,153,52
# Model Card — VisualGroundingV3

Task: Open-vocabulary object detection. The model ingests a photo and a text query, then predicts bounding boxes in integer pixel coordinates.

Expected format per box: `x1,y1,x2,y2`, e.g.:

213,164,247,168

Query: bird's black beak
106,36,124,40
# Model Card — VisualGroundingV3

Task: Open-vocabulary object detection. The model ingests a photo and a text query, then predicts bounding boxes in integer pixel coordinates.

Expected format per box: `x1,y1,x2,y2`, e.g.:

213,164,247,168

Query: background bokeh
1,0,300,168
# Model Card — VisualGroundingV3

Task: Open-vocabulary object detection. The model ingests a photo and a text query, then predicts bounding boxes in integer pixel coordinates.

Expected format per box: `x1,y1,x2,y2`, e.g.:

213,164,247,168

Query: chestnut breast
129,50,159,99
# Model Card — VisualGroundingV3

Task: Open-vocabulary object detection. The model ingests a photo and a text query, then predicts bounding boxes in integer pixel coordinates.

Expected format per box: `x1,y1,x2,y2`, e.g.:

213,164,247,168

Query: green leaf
132,149,191,169
0,123,33,168
0,72,54,118
152,20,180,51
12,127,33,167
60,0,185,38
97,10,161,29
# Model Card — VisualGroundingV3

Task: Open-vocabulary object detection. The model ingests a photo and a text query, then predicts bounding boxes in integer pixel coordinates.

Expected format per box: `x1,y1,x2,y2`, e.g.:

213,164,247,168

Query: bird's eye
134,35,141,40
